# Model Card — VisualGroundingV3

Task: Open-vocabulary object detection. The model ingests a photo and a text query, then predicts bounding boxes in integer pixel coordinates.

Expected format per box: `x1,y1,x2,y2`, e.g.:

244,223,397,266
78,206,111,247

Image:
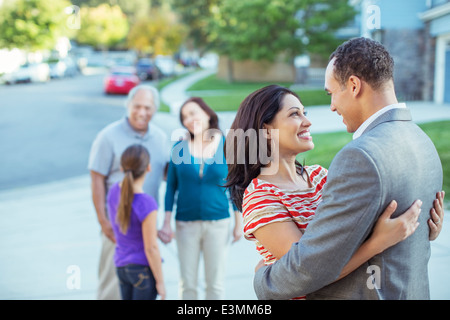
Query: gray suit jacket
254,108,443,300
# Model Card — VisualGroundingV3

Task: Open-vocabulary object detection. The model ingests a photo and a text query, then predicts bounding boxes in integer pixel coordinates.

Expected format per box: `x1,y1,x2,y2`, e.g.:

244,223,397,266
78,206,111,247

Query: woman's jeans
116,264,157,300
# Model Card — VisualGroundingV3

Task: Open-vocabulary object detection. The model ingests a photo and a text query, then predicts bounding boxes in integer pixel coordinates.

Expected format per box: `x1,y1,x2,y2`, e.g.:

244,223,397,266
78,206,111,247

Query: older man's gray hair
125,84,160,110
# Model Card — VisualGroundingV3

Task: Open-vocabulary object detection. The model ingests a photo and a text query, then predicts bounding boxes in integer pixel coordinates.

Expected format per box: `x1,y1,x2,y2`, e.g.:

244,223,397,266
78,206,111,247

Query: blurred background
1,0,450,102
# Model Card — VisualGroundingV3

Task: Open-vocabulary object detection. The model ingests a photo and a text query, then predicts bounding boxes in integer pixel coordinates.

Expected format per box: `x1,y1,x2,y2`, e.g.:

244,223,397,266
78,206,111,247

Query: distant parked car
4,63,50,84
155,56,176,77
104,66,140,95
49,57,78,78
135,58,160,80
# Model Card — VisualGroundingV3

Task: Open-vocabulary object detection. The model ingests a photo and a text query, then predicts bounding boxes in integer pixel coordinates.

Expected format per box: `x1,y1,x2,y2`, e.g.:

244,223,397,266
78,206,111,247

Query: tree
127,7,187,56
207,0,356,82
210,0,356,62
0,0,71,52
75,3,129,50
172,0,221,53
71,0,151,23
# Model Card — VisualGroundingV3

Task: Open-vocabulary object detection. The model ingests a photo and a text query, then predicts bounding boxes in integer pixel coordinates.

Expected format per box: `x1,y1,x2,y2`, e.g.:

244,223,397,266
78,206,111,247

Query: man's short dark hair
329,37,394,90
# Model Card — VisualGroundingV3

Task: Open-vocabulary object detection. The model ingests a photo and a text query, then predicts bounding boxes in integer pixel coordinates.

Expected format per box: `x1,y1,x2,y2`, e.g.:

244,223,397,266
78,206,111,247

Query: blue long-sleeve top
164,136,237,221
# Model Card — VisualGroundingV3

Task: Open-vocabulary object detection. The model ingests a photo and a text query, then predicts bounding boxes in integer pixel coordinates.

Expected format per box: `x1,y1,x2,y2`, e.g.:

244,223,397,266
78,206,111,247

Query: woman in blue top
159,97,242,300
107,144,165,300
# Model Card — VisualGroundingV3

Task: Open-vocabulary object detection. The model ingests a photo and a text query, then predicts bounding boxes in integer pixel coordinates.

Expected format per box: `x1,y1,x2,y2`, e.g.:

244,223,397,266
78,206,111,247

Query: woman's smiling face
181,101,211,137
264,93,314,157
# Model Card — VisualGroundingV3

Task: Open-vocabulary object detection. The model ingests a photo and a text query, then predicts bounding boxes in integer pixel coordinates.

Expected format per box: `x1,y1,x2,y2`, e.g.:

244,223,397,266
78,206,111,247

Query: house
361,0,450,103
420,0,450,104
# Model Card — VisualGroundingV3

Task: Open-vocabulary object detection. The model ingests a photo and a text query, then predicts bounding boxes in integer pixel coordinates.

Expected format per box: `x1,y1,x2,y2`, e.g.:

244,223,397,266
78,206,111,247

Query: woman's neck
259,154,309,189
189,131,221,159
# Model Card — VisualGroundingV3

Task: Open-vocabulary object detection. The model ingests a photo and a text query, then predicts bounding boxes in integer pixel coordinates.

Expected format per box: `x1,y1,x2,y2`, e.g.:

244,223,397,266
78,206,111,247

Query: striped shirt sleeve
242,180,292,242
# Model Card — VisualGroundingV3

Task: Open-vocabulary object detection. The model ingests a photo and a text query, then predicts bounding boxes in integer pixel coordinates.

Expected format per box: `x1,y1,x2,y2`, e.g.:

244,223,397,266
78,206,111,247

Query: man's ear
348,75,362,97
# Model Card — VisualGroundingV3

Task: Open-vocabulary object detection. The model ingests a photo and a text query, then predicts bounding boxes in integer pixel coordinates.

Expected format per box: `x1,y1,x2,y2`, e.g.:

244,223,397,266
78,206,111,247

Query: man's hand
100,219,116,243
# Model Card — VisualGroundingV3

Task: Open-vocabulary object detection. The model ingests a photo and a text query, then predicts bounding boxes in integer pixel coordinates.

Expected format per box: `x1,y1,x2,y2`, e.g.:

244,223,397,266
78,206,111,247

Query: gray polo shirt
88,117,169,204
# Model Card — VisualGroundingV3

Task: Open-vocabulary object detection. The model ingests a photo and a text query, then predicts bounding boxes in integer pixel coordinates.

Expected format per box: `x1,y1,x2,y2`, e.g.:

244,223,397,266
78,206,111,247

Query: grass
187,74,330,111
299,130,352,169
418,121,450,198
299,121,450,198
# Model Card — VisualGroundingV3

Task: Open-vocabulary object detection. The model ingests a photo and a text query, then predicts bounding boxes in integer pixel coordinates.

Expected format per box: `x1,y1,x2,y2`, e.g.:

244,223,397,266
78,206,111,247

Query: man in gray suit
254,37,443,299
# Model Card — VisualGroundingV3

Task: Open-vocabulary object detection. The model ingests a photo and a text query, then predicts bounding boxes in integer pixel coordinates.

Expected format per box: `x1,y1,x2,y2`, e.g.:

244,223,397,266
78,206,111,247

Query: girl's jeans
116,264,157,300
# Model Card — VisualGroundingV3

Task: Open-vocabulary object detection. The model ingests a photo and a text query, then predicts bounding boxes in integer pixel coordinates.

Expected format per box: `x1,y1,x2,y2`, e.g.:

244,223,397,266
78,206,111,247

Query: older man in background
88,85,169,300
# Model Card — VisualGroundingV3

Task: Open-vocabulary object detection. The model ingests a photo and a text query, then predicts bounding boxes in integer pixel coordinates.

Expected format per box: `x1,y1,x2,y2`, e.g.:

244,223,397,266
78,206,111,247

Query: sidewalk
1,69,449,300
160,68,216,116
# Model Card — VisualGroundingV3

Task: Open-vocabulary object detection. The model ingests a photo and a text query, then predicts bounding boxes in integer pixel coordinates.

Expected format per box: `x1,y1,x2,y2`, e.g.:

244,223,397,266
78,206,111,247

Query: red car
104,66,140,94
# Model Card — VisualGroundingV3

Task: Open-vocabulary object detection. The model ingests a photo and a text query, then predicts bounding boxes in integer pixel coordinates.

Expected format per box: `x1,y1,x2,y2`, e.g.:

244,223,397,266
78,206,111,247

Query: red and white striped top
242,165,328,266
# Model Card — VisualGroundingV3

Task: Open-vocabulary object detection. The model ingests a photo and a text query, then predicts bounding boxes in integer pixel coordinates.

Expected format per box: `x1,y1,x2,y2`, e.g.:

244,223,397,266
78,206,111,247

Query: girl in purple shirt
107,144,165,300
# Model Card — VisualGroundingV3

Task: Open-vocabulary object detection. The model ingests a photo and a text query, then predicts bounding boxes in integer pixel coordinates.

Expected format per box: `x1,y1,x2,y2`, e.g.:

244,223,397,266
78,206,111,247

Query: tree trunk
226,57,234,83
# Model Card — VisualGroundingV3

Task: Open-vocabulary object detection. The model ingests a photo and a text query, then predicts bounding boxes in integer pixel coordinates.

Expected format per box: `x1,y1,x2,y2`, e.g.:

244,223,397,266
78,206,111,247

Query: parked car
135,58,161,80
4,63,50,84
155,56,176,77
49,57,78,78
104,66,140,95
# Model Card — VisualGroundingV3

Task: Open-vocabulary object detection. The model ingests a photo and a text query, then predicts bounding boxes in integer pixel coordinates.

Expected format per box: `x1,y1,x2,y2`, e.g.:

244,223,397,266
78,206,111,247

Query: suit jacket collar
360,107,412,137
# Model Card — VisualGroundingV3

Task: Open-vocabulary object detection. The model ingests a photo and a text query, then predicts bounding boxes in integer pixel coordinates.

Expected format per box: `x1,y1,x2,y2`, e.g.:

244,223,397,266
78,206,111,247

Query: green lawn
187,74,292,90
157,72,330,112
419,121,450,199
187,74,330,111
300,121,450,199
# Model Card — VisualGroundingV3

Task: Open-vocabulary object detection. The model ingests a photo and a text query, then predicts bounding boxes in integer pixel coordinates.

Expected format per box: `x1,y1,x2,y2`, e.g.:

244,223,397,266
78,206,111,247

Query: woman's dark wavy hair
224,85,304,212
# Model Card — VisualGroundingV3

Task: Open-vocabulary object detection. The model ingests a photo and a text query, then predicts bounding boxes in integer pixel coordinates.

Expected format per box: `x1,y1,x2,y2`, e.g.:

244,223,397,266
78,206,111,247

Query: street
0,72,133,191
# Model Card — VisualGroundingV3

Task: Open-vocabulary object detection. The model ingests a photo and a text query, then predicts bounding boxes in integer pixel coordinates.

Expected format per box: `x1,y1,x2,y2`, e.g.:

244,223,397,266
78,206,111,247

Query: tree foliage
178,0,356,62
127,7,187,56
0,0,71,51
172,0,221,52
209,0,302,61
71,0,151,23
75,3,129,49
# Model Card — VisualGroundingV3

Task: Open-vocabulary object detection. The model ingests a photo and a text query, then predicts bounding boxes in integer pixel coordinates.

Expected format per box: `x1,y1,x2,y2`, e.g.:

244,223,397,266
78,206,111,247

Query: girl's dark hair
117,144,150,234
179,97,220,139
224,85,304,211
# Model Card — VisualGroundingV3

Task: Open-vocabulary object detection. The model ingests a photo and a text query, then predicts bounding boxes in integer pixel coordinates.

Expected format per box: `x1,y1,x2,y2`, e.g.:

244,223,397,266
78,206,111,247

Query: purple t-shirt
107,182,158,267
